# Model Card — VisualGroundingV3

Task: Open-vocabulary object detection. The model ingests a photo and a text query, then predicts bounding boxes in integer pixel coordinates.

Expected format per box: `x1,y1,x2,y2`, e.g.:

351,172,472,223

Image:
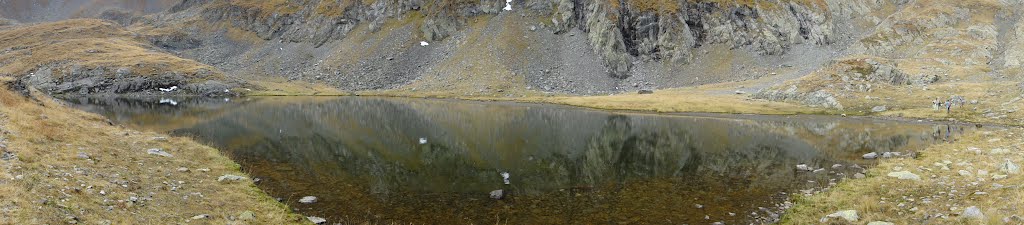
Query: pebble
191,214,210,220
299,196,318,204
177,167,189,172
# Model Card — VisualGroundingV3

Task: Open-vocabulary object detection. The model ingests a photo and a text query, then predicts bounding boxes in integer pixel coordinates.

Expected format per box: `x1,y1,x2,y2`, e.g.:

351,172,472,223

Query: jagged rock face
0,0,177,22
174,0,838,80
550,0,834,78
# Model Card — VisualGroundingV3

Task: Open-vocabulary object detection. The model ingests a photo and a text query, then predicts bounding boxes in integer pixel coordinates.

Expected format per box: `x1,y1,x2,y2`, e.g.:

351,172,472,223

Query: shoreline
18,85,1024,224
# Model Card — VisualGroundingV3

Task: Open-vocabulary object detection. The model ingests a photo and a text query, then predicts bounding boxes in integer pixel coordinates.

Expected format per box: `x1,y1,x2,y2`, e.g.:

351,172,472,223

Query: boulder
862,152,878,159
146,148,173,157
824,210,859,222
308,216,327,224
1000,160,1021,174
217,174,246,182
871,105,887,112
963,206,984,220
887,171,921,181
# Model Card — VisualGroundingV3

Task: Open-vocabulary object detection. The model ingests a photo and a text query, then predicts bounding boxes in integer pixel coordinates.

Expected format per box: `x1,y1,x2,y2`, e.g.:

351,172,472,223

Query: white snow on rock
158,86,178,92
503,0,512,11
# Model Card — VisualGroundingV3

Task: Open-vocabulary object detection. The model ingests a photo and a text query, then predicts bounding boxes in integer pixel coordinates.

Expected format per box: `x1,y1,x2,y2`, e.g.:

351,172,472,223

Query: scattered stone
887,171,921,181
863,152,878,159
694,204,703,209
198,168,211,172
881,152,901,158
993,174,1008,180
191,214,210,220
962,206,984,220
299,196,318,204
831,164,844,169
796,164,813,171
146,148,173,157
853,173,866,179
77,152,90,159
528,25,537,31
638,89,654,94
735,90,747,95
871,105,887,112
867,221,895,225
308,216,327,224
489,189,504,199
419,138,427,145
958,170,973,177
823,210,859,222
177,167,189,172
990,148,1010,154
239,211,256,221
217,174,247,182
1000,160,1020,174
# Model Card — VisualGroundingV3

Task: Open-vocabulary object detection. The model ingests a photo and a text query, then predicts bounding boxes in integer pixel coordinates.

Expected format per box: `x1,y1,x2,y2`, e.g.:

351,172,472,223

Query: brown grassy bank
0,80,305,224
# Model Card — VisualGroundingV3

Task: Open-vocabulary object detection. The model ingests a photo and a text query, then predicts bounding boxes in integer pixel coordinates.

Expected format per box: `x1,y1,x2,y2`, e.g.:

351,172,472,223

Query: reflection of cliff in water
66,96,969,224
165,98,934,195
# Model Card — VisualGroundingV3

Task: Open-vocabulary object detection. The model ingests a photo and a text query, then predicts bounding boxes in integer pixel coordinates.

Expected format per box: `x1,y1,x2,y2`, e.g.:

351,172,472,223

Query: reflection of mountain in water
65,96,966,224
161,98,930,194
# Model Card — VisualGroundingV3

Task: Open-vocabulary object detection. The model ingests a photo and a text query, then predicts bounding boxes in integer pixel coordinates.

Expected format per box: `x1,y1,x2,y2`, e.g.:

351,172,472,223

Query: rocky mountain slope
0,0,1021,119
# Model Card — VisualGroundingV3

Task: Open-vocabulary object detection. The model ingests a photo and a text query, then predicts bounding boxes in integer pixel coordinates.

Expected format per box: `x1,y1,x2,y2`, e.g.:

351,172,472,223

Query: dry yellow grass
783,127,1024,224
0,19,223,81
0,82,306,224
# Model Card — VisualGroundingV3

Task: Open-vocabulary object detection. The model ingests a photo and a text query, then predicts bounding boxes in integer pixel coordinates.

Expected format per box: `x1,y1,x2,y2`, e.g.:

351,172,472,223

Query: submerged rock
308,216,327,224
299,196,318,204
489,190,504,199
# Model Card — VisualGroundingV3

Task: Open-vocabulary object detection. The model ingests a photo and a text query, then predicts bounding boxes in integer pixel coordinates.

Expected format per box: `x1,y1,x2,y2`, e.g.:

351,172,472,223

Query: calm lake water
64,96,972,224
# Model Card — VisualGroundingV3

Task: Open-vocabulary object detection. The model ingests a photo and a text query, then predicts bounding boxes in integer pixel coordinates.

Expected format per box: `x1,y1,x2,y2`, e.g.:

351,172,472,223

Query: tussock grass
783,128,1024,224
0,84,305,224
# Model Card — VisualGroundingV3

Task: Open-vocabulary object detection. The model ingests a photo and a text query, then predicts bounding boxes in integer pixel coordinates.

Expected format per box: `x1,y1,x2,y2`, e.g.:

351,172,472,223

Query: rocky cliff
1,0,1022,116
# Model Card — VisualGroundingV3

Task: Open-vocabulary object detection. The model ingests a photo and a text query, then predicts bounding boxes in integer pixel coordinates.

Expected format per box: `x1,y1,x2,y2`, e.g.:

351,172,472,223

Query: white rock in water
500,172,511,184
299,196,318,204
963,206,984,219
862,152,878,159
795,164,812,171
887,171,921,181
824,210,859,222
1000,160,1021,174
146,148,173,157
217,174,246,182
867,222,895,225
308,216,327,224
489,189,504,199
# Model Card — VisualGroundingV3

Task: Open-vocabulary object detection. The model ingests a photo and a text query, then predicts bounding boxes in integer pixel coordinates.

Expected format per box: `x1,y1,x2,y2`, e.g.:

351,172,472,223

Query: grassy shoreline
5,78,1022,224
0,84,307,224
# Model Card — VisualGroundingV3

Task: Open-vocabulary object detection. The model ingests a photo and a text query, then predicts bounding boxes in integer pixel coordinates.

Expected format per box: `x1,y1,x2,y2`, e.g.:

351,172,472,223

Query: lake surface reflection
64,96,971,224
